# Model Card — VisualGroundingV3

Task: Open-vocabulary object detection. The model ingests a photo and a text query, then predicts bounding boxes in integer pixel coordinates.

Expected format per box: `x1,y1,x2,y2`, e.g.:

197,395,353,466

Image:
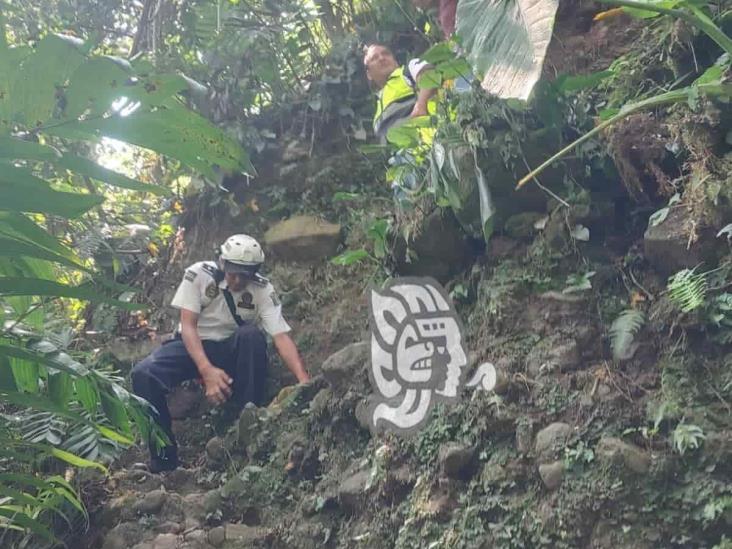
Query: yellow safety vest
373,67,418,140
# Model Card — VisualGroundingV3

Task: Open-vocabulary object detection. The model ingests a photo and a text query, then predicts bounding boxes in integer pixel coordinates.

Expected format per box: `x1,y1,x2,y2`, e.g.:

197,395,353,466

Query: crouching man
132,234,309,472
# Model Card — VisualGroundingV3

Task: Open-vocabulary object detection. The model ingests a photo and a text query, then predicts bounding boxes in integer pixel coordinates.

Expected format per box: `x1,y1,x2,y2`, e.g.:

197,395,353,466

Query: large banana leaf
456,0,559,100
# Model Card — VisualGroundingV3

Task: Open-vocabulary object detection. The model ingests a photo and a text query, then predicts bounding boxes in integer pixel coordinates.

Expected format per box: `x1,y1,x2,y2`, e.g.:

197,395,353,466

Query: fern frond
610,309,645,360
667,268,707,313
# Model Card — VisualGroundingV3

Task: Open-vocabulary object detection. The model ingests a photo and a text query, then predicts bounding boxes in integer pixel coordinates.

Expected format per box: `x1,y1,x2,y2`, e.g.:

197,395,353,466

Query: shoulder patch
201,263,219,277
205,282,219,299
184,270,197,282
237,292,255,310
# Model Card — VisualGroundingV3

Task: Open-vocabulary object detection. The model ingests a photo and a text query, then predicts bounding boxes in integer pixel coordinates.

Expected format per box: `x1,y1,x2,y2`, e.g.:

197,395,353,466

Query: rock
202,489,222,515
263,215,342,262
102,493,137,526
134,489,168,515
309,388,332,415
152,533,179,549
538,461,565,490
526,291,594,335
153,521,183,535
168,384,205,420
181,492,207,524
504,212,546,239
103,522,144,549
438,444,476,479
208,526,226,547
337,470,370,511
183,529,207,543
535,422,573,460
526,337,580,377
488,236,521,259
108,335,166,371
392,208,472,283
237,403,259,448
596,437,651,474
205,436,226,464
644,206,720,276
515,420,534,455
225,523,269,544
319,341,369,391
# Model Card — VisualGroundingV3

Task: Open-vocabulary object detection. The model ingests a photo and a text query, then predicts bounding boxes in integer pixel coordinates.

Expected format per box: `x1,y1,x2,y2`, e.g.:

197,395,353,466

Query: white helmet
219,234,264,274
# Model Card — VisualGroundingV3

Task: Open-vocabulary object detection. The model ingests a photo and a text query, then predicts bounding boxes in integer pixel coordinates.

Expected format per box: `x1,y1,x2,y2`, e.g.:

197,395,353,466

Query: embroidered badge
184,270,197,282
205,282,219,299
270,291,280,307
238,292,255,310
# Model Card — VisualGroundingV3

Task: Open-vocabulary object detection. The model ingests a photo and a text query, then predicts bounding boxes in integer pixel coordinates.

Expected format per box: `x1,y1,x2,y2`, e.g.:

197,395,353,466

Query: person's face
364,45,399,89
225,272,248,292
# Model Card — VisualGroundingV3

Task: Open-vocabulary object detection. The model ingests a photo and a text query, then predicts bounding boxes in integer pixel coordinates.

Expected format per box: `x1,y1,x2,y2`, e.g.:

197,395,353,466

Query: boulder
392,208,472,283
644,207,720,276
596,437,651,474
438,444,476,479
263,215,341,262
337,470,370,511
538,461,565,490
319,341,369,392
181,492,207,524
535,422,573,460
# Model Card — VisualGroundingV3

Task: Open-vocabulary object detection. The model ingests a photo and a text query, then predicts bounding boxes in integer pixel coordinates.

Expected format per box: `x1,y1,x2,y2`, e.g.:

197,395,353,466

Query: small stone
535,422,572,460
184,529,207,543
596,437,651,474
538,461,565,490
515,420,534,455
202,489,222,514
134,489,167,515
205,437,226,463
208,526,226,547
438,444,476,479
309,388,332,415
181,492,207,523
526,338,580,377
337,470,370,511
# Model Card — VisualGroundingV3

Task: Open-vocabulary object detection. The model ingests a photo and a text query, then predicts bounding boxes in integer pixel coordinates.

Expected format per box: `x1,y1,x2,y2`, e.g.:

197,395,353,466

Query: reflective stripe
373,67,417,136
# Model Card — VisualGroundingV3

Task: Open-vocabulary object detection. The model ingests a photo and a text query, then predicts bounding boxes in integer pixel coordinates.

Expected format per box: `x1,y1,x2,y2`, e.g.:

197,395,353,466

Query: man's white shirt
171,261,291,341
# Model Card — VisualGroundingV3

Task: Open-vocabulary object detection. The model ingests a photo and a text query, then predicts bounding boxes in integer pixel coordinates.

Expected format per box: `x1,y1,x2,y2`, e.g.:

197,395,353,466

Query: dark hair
362,43,395,61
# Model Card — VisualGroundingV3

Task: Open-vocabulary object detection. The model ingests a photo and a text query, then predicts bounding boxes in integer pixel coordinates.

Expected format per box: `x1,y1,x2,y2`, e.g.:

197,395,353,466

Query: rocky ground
80,6,732,548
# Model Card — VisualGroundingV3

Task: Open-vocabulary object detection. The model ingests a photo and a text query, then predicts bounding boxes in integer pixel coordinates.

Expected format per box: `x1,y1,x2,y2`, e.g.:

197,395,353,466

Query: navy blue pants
131,324,267,461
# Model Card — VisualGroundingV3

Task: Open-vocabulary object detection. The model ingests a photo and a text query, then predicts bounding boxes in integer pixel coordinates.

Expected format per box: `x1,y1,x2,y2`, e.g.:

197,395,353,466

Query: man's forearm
273,333,309,383
180,326,214,374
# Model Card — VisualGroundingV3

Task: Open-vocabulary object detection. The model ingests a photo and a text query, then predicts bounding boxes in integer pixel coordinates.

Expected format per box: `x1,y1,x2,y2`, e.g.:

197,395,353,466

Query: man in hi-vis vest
363,44,438,142
132,234,309,472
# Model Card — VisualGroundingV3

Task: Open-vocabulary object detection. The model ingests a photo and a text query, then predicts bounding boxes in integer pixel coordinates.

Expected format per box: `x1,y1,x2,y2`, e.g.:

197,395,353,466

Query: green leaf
56,154,171,195
0,136,62,161
100,390,131,434
50,447,107,472
0,212,83,266
0,237,87,270
63,56,132,120
456,0,559,100
0,277,144,309
418,69,443,90
554,70,614,93
46,103,254,177
74,376,99,414
9,356,39,394
422,42,456,64
48,371,73,406
330,249,369,266
621,0,684,19
0,165,103,217
0,506,55,541
610,309,645,360
1,34,86,129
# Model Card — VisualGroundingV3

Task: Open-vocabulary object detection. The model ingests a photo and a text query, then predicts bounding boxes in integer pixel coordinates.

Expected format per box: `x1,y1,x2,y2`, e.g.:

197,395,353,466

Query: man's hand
410,103,428,118
200,366,233,406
